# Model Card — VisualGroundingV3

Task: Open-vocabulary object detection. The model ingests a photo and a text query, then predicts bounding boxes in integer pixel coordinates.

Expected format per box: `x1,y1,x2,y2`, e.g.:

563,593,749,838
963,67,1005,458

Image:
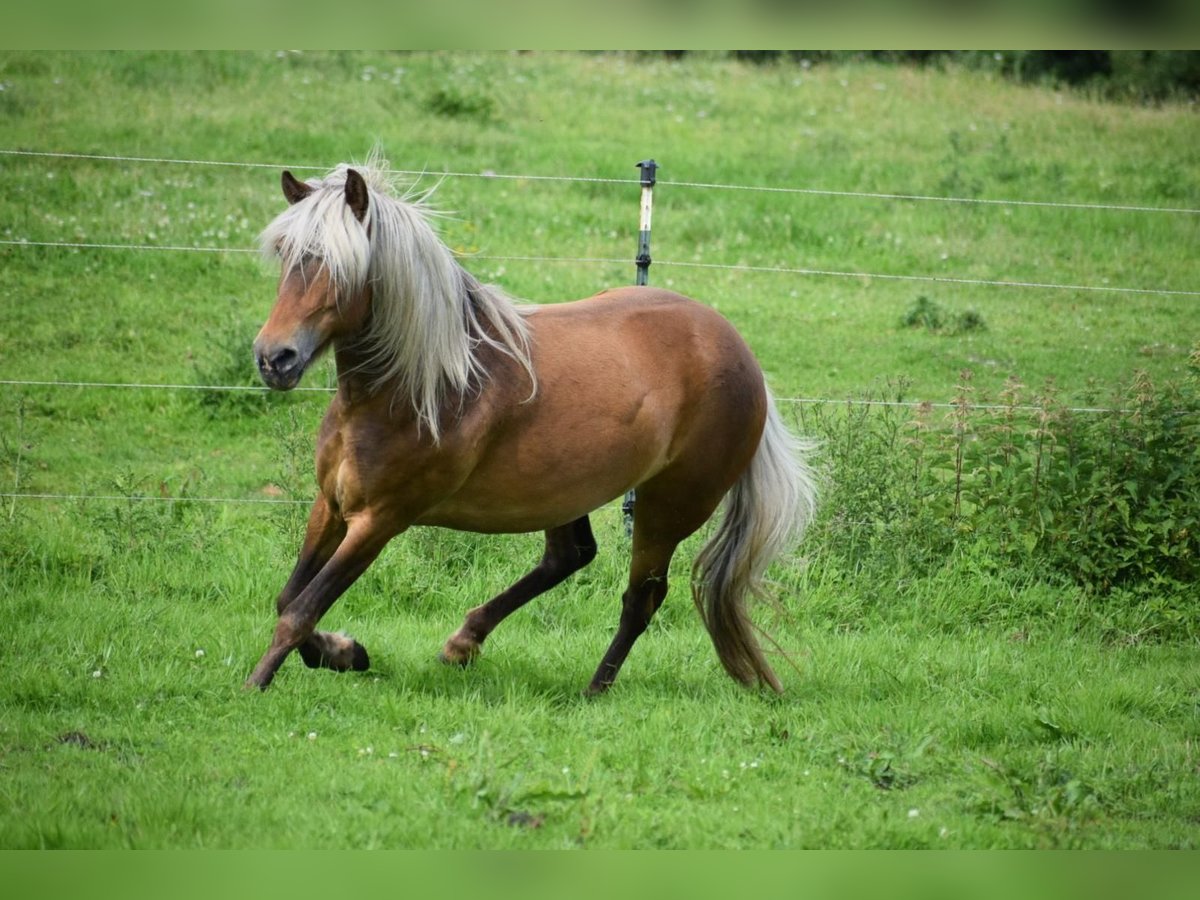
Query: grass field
1,51,1198,849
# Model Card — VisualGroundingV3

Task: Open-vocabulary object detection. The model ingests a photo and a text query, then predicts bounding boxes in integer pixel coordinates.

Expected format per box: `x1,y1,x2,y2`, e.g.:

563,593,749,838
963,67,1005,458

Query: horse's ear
345,168,369,223
281,171,313,205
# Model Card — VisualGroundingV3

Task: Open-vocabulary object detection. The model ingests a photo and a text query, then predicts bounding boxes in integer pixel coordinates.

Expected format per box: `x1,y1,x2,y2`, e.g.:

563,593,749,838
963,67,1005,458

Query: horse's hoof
297,642,323,669
438,649,477,667
299,632,370,672
439,636,480,667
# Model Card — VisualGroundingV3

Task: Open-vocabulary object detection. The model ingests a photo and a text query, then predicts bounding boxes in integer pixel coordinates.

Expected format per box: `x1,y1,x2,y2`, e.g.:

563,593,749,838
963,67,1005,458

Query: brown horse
246,157,817,695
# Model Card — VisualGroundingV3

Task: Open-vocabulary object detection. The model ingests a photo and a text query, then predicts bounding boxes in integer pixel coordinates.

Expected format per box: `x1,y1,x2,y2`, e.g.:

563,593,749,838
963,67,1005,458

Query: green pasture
1,51,1198,849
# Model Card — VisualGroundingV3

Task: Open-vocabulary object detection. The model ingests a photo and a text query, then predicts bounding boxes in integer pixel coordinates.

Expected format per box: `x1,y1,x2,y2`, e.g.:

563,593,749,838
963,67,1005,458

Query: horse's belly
413,498,606,535
412,440,650,534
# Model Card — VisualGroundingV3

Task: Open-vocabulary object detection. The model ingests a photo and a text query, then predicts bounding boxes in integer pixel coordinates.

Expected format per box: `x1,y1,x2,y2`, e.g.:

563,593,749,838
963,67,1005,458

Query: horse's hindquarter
420,288,768,533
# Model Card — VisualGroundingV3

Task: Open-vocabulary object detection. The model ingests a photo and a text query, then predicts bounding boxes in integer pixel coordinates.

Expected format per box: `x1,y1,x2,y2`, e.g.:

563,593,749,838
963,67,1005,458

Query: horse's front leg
246,513,397,690
274,496,370,674
275,495,345,614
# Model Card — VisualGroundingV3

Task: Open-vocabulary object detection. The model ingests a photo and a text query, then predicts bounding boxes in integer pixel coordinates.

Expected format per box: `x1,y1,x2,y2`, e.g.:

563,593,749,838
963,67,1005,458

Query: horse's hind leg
585,475,729,695
584,534,676,695
440,516,597,665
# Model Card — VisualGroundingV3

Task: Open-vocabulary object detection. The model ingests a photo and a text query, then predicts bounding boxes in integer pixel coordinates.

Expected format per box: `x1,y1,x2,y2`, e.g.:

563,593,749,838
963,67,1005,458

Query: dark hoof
297,641,324,669
298,633,370,672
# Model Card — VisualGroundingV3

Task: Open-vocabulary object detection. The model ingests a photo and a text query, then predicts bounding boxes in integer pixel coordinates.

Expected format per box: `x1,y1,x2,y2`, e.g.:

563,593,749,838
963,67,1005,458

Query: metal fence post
623,159,657,535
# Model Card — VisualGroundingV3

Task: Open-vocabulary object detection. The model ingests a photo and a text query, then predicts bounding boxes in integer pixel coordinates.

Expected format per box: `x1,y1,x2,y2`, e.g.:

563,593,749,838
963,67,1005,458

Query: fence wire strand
0,378,334,393
4,147,1199,214
0,491,638,512
0,491,309,506
0,377,1127,415
2,242,1194,299
658,178,1200,215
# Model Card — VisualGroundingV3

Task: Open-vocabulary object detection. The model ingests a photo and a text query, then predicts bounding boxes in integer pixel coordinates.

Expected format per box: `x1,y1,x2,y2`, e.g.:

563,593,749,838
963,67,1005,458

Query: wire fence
3,149,1198,299
0,378,1127,415
3,244,1197,300
5,148,1200,215
2,147,1196,509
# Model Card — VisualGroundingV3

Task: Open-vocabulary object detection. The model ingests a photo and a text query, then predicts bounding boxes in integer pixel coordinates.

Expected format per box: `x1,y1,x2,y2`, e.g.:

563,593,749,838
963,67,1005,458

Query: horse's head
254,168,371,390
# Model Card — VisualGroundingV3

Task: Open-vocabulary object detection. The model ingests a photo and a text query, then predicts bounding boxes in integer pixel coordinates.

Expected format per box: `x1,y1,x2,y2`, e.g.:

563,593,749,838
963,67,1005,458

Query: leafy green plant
87,468,208,554
798,383,958,586
267,408,319,541
836,732,935,791
809,349,1200,628
901,296,987,335
424,84,496,122
974,752,1106,839
1042,366,1200,595
1,395,29,522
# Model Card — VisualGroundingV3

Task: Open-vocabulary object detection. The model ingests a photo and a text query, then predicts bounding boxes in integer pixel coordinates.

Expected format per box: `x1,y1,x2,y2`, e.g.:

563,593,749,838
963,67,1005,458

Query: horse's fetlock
274,612,312,647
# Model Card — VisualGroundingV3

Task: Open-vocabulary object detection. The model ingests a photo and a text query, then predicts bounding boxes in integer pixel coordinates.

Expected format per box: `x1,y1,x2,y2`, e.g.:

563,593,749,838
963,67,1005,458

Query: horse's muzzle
254,342,305,391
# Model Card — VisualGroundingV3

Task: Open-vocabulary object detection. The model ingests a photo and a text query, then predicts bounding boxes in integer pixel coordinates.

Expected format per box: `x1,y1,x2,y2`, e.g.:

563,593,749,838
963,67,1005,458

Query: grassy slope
1,51,1198,849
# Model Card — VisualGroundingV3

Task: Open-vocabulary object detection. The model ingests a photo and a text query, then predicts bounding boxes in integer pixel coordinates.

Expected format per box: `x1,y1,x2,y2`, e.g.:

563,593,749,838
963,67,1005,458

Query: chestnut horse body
246,158,817,695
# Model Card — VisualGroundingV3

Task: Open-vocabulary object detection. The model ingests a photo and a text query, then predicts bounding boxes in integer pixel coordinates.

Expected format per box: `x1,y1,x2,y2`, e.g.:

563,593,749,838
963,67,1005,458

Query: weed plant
900,295,986,336
805,347,1200,639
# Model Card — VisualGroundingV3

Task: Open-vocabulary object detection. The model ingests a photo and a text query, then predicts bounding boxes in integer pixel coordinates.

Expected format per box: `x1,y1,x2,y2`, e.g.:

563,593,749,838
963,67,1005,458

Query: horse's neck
329,272,529,425
331,339,384,407
330,324,525,426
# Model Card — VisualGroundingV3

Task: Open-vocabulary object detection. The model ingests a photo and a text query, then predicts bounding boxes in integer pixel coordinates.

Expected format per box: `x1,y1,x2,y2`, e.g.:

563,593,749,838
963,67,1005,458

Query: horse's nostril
273,348,299,371
255,345,302,382
261,347,300,375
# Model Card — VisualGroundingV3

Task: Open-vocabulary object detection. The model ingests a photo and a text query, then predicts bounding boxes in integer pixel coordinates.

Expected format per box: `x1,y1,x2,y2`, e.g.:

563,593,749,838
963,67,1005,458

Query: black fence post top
636,160,658,186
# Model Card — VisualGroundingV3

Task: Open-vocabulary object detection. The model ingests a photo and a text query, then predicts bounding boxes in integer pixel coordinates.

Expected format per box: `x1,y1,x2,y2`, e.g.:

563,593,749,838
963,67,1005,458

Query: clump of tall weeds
801,348,1200,637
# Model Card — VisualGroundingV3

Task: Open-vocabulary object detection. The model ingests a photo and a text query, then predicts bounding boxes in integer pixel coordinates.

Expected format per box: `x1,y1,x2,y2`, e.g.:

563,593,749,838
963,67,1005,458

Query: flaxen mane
259,154,535,440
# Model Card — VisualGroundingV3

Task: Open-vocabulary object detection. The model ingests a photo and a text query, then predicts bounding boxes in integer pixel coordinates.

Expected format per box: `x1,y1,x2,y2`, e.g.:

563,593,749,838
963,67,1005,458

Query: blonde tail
691,392,817,692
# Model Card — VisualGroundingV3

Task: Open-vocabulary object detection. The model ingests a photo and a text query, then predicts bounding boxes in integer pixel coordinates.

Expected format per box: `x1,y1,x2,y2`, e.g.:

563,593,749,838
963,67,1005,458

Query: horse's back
530,286,763,398
532,285,741,340
549,285,763,409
